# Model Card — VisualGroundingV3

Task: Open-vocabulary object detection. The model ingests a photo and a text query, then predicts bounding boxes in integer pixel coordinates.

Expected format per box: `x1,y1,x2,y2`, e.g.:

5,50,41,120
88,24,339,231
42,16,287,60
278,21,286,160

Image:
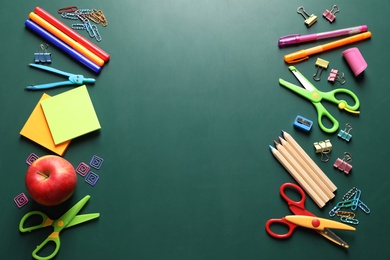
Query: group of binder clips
58,6,108,42
329,187,370,225
313,139,332,162
34,43,52,63
297,5,340,26
333,152,352,174
338,123,353,142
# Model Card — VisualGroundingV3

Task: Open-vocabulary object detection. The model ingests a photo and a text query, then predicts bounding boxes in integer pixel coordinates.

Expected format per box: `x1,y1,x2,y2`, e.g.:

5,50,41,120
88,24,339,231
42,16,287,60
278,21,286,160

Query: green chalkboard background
1,1,389,259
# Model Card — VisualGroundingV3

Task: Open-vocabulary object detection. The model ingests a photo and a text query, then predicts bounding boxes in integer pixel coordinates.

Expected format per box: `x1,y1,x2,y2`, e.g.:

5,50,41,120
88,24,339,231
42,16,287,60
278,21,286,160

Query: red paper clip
58,6,78,14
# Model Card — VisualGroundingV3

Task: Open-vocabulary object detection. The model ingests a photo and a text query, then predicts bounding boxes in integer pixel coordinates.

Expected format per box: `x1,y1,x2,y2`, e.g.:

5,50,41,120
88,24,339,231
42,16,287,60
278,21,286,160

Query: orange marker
29,12,105,67
284,31,372,64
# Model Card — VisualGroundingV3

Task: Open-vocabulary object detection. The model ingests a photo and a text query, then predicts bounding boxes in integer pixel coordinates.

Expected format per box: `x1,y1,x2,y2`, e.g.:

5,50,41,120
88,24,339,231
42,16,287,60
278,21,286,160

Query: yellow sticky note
20,93,71,156
41,85,101,145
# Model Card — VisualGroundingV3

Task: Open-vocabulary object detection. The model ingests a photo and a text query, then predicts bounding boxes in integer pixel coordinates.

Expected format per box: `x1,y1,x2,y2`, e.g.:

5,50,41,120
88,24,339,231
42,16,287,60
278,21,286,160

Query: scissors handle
322,88,360,113
280,183,315,216
32,233,61,260
265,218,298,238
312,102,340,133
19,211,53,232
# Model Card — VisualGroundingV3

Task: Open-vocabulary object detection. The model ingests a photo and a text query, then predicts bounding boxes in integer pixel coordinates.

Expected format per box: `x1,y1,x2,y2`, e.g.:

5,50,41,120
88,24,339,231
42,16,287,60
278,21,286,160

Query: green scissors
19,195,99,260
279,66,360,133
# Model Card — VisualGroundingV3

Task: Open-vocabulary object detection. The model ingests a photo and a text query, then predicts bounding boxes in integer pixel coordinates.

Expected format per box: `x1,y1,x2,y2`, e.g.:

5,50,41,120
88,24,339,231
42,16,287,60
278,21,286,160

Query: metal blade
290,67,316,92
317,228,349,248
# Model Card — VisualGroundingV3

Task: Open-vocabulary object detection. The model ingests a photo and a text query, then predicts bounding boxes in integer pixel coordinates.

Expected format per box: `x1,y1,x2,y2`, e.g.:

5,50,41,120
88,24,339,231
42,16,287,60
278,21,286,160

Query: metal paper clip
338,123,353,142
91,24,102,42
313,58,329,81
34,43,51,63
340,216,359,225
71,24,86,30
328,69,346,84
323,5,340,23
336,211,356,219
358,200,370,214
58,6,78,14
342,187,357,200
329,205,340,217
333,152,352,174
93,9,108,26
297,6,318,27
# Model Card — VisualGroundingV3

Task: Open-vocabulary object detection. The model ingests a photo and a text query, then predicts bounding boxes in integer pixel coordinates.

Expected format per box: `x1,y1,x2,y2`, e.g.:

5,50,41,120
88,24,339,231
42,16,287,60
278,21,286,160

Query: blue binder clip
34,43,52,63
293,115,313,132
338,123,353,142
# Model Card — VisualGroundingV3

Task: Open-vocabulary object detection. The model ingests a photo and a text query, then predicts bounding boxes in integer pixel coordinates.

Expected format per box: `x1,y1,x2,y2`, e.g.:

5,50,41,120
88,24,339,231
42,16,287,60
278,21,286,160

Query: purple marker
25,19,101,73
278,25,368,47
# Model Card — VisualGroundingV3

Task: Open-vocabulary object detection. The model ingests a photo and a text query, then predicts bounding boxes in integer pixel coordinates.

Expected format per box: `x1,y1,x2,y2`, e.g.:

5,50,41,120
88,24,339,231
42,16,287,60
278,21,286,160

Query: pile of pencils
269,131,337,208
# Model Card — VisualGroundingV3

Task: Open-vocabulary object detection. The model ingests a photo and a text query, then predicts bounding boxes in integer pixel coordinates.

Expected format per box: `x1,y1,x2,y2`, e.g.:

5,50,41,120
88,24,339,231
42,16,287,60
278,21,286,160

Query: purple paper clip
85,171,99,186
90,155,104,170
14,193,29,208
26,153,39,165
76,162,90,177
323,5,340,23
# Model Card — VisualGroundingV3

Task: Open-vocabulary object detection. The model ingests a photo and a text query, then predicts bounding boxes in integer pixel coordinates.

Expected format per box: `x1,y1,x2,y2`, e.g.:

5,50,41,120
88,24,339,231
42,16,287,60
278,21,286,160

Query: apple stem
36,171,49,179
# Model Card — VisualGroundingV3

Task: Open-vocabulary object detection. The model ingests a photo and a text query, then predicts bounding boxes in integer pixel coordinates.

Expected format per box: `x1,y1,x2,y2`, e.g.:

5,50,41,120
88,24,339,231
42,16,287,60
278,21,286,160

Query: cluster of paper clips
329,187,370,225
58,6,108,42
297,5,340,26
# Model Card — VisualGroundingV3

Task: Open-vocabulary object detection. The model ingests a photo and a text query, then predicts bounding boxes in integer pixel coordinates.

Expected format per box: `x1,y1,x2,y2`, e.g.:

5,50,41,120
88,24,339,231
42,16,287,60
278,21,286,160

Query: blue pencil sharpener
294,115,313,132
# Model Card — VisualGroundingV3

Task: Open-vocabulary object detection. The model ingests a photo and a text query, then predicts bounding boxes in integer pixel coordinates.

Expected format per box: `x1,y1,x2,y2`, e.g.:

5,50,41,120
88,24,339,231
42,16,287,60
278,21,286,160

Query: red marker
34,6,110,62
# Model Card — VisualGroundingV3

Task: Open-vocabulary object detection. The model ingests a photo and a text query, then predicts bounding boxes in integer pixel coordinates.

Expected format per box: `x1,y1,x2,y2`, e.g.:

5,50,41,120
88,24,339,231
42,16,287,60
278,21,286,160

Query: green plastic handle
321,88,360,112
32,233,60,260
19,211,52,232
312,102,339,133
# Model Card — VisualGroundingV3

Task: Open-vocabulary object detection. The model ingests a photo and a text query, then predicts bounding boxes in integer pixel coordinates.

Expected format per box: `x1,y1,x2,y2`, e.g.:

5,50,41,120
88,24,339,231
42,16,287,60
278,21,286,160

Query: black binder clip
34,43,52,63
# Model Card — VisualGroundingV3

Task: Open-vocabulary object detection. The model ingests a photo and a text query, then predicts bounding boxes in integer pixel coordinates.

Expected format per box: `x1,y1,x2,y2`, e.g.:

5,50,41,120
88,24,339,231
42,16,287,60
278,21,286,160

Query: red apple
25,155,77,206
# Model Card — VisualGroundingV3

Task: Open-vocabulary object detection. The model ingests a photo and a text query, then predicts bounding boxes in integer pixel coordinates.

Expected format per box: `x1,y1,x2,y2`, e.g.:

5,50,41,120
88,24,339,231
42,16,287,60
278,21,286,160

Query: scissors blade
288,66,316,92
65,213,100,228
317,228,350,249
284,215,356,231
56,195,91,230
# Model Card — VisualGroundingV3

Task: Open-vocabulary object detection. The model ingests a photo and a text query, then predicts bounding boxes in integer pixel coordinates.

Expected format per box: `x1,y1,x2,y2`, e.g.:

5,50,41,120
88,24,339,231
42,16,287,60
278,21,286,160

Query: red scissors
265,183,356,248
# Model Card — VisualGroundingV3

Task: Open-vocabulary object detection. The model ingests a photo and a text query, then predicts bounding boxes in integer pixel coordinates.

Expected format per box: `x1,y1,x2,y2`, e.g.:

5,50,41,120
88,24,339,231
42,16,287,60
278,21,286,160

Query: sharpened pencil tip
269,145,275,151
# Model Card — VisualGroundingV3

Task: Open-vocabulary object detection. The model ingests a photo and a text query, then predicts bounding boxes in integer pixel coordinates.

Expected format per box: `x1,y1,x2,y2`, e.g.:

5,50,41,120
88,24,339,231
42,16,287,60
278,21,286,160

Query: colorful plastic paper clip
76,162,90,177
297,6,317,27
338,123,353,142
323,5,340,23
90,155,104,170
334,152,352,174
14,193,29,208
26,153,39,165
293,115,313,132
85,171,99,186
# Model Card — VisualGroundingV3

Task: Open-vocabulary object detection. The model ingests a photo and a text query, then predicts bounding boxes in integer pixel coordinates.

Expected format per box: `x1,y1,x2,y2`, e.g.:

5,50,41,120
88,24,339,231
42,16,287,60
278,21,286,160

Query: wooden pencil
279,137,335,200
282,130,337,192
269,145,326,208
274,140,330,203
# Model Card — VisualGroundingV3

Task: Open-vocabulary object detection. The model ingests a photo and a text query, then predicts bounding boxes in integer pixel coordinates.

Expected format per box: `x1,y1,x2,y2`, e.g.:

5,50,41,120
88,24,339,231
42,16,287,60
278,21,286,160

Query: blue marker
25,20,101,73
